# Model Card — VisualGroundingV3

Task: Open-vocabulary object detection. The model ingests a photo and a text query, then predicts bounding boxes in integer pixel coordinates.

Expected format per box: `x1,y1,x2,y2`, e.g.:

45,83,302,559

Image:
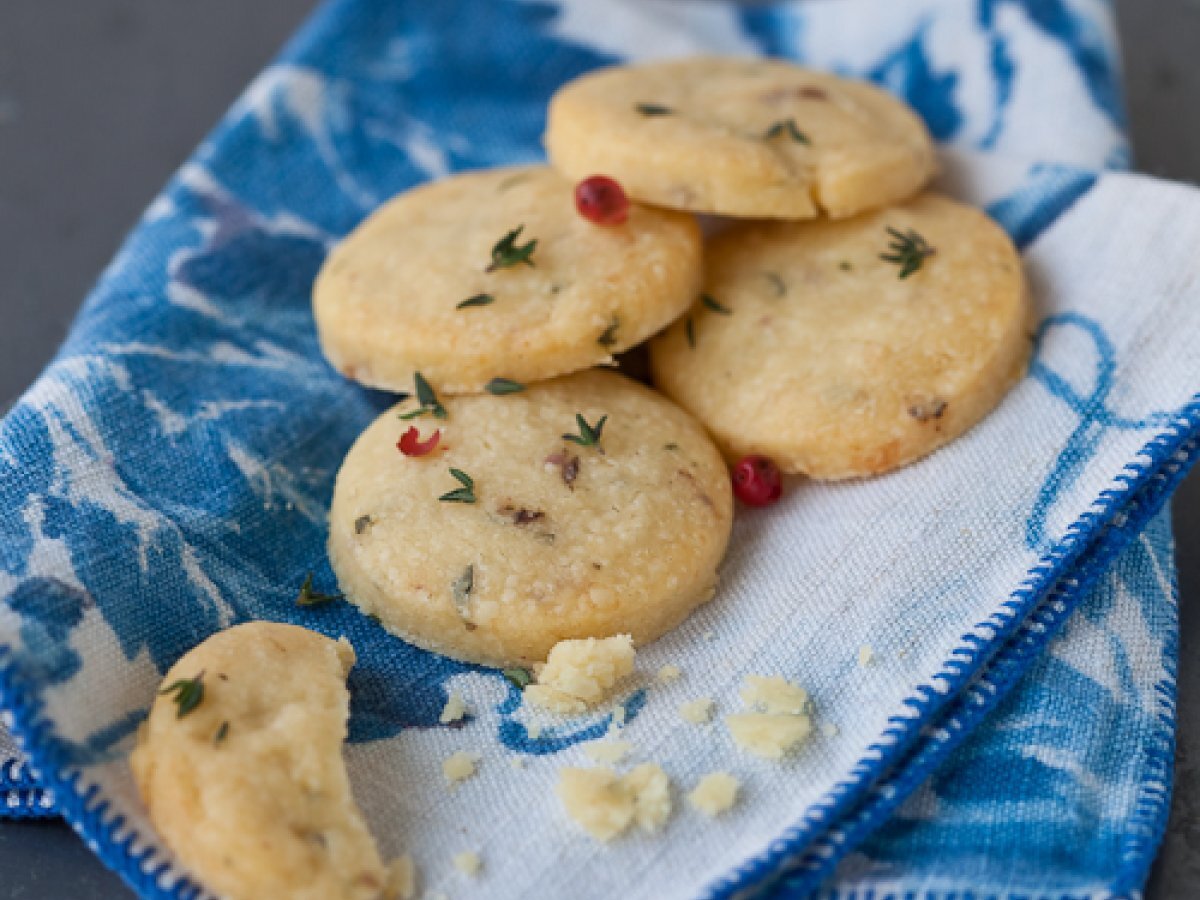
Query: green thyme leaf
635,102,673,116
486,225,537,272
159,671,205,719
457,293,495,309
296,571,344,607
839,260,853,272
400,372,448,420
701,294,732,315
502,667,534,690
879,227,936,279
764,118,810,144
439,467,477,504
597,315,620,348
563,413,607,448
452,564,474,618
485,378,525,395
214,721,230,745
686,316,696,349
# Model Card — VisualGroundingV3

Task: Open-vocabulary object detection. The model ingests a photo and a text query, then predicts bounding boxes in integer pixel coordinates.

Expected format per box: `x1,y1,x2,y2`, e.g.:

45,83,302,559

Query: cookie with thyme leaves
328,369,731,668
546,57,935,219
650,192,1030,479
131,622,393,900
313,165,701,395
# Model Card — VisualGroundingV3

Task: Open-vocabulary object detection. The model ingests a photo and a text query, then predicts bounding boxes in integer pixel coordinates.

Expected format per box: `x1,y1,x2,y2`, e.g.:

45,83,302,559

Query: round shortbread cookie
545,57,936,220
328,369,733,668
313,165,702,394
649,193,1031,480
131,622,390,900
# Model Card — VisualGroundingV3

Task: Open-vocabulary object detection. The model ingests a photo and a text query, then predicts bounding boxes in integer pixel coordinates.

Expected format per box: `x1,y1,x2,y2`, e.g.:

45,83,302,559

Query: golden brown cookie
650,193,1031,479
131,622,391,900
328,370,732,667
546,57,936,219
313,165,701,394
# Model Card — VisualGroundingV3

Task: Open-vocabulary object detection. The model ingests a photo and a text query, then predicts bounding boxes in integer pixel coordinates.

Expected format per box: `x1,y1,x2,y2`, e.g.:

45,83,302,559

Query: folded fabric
0,1,1194,899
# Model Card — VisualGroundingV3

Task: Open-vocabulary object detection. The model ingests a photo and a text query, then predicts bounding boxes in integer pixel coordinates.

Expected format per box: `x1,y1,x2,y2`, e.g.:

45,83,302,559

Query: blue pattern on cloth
0,1,1196,898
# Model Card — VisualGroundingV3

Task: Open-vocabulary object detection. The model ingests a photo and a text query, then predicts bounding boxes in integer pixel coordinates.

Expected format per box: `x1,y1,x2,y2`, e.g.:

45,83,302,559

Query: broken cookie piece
131,621,394,900
524,634,635,714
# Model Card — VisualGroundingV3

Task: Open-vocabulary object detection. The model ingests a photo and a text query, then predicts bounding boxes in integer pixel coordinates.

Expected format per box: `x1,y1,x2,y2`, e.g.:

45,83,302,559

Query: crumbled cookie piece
524,635,635,713
688,773,740,817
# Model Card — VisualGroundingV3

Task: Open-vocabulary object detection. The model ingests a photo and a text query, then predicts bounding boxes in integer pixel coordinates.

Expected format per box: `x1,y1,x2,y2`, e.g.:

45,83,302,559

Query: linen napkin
0,1,1195,898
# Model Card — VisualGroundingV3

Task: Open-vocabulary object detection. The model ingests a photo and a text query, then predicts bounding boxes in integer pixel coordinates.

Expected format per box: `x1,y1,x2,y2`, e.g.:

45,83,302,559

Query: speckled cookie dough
328,369,733,667
650,192,1031,479
545,57,936,219
313,165,702,394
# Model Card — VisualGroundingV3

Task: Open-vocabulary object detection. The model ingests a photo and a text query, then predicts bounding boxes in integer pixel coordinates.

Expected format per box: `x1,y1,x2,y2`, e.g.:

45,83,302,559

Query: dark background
0,1,1197,896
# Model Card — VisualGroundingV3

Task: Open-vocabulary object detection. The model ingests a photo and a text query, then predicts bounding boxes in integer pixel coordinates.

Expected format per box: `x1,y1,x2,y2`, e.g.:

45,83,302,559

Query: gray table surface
1,1,1198,896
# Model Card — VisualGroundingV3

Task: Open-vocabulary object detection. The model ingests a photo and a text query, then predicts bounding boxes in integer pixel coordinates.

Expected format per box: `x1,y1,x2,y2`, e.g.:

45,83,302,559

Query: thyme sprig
635,102,673,116
880,227,936,279
457,293,494,309
503,667,534,690
439,468,477,504
701,294,731,315
764,118,810,144
486,225,537,272
563,414,607,449
296,572,343,607
160,671,205,719
399,372,447,420
486,378,525,395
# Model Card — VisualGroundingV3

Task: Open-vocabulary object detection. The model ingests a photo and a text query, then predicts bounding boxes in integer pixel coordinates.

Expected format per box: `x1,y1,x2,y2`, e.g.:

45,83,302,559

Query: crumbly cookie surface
131,622,390,900
313,165,701,394
650,193,1031,479
545,57,936,219
328,370,732,667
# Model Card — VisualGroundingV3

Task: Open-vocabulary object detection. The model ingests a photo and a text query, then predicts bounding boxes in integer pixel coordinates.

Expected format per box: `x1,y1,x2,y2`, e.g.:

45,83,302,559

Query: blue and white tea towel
0,1,1196,898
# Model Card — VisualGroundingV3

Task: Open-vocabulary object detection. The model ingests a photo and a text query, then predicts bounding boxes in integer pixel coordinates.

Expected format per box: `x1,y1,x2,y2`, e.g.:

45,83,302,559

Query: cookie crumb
679,698,715,725
453,851,482,877
510,757,526,769
858,645,875,667
822,722,840,738
728,675,813,759
688,772,739,817
386,854,417,900
439,691,467,724
657,664,682,683
556,763,672,842
524,635,635,714
442,751,479,785
703,630,716,642
528,723,543,740
739,675,809,715
726,713,812,759
584,739,633,765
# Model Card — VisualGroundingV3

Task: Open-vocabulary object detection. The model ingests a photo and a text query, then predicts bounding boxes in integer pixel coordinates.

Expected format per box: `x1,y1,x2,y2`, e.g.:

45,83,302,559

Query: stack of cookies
312,56,1030,669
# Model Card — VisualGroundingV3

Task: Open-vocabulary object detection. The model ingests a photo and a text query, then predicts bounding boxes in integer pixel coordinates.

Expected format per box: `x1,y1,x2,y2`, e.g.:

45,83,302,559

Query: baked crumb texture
525,634,635,713
556,763,673,842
